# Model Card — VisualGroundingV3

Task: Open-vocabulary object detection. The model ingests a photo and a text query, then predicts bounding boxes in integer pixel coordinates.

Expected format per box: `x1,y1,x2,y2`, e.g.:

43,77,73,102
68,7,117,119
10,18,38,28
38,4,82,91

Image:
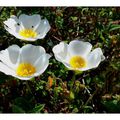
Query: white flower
0,44,51,80
4,14,51,41
52,40,105,71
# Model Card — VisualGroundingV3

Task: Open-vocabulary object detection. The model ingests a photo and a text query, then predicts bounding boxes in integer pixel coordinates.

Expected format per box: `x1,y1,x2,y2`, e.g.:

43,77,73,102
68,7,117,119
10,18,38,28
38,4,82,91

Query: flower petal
34,54,51,76
68,40,92,57
0,62,16,75
14,75,33,80
4,15,20,33
62,62,73,70
4,25,19,37
0,45,20,69
52,42,69,62
19,44,45,64
36,19,51,39
84,48,105,70
19,14,41,29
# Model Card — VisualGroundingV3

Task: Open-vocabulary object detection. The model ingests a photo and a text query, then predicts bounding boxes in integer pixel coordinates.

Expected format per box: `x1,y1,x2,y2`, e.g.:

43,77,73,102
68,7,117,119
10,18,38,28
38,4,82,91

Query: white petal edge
0,62,16,76
33,54,51,76
4,15,20,33
52,42,69,62
4,25,21,37
0,45,20,69
36,19,51,39
13,75,34,80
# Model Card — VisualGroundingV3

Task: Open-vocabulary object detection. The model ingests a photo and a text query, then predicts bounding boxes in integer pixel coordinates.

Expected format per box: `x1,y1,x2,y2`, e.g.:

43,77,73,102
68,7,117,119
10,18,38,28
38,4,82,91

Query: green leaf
109,24,120,31
75,70,83,75
70,91,75,100
32,104,45,113
72,108,79,113
83,106,93,109
83,106,93,113
71,16,78,21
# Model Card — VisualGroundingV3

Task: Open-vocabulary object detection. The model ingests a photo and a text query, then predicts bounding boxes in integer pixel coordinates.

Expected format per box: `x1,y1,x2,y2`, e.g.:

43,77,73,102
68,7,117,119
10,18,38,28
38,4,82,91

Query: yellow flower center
16,63,36,77
19,29,37,38
69,56,86,69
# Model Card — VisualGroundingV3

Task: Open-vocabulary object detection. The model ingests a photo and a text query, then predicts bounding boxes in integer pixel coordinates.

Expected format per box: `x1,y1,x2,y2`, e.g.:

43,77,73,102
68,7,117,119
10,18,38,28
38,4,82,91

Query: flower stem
82,79,96,108
70,71,76,90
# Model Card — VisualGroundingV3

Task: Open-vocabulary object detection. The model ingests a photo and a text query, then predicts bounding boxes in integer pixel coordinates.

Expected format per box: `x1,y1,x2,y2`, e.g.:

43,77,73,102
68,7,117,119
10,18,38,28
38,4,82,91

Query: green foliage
108,23,120,31
0,7,120,113
32,104,45,113
12,105,25,113
102,95,120,113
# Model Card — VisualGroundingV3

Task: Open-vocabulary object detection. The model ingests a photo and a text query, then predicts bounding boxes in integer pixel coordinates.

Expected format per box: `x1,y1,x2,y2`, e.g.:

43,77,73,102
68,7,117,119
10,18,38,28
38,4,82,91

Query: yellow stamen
69,56,86,69
19,29,37,38
16,63,36,77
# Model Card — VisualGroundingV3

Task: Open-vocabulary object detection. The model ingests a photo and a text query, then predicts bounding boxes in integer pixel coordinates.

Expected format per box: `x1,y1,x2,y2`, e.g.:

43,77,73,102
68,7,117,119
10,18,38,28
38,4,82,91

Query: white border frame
0,0,120,6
